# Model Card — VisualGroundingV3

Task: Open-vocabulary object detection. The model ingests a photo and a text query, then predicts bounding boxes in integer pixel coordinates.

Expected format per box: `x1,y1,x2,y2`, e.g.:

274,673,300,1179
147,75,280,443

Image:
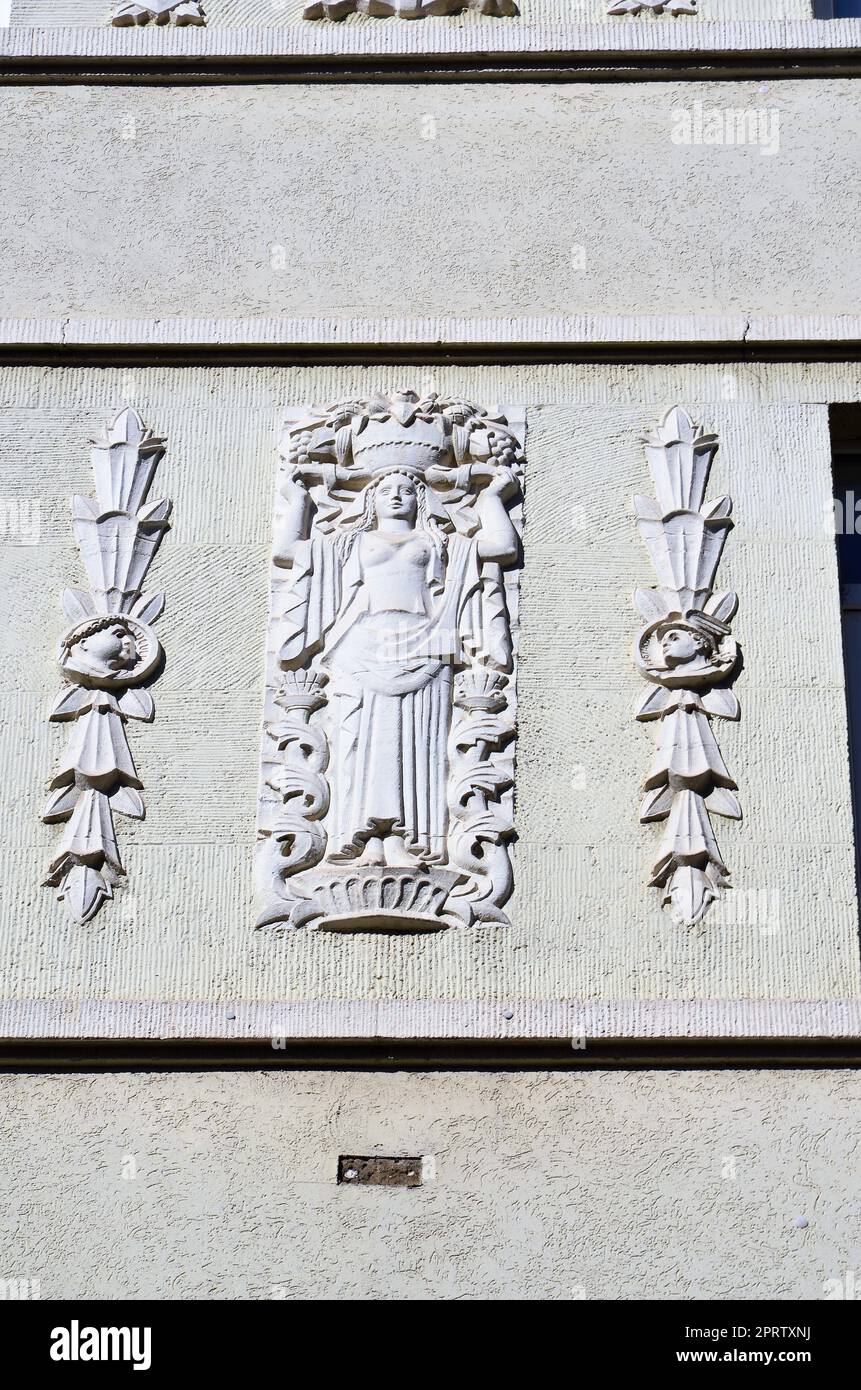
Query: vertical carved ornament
43,409,172,924
111,2,206,25
304,1,518,18
608,2,697,14
633,407,740,926
258,390,524,933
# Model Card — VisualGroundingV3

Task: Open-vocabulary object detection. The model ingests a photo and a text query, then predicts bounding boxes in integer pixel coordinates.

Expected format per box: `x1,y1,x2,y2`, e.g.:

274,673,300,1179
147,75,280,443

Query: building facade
0,0,860,1300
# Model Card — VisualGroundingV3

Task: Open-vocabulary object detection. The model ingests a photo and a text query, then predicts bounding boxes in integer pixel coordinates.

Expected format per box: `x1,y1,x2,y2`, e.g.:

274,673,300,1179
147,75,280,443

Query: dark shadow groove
1,1038,861,1072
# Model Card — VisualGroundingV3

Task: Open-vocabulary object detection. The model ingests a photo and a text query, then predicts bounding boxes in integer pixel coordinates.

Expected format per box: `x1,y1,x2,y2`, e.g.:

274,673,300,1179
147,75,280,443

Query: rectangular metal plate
337,1155,425,1187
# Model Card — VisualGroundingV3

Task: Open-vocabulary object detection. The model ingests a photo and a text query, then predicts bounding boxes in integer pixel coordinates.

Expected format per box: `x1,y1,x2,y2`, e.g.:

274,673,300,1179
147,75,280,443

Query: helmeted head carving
635,609,737,689
658,622,716,670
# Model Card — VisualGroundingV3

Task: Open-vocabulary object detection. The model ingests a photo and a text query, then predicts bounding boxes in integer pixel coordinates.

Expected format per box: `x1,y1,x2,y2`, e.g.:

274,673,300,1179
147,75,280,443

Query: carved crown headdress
281,389,524,482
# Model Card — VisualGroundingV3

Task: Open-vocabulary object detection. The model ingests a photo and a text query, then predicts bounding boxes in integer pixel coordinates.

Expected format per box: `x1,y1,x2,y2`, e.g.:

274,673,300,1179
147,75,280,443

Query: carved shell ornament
304,1,518,18
633,407,741,928
42,409,172,924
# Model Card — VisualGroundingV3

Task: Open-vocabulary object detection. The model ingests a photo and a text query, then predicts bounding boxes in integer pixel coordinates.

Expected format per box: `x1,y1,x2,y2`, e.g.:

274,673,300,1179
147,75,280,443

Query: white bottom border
2,998,861,1041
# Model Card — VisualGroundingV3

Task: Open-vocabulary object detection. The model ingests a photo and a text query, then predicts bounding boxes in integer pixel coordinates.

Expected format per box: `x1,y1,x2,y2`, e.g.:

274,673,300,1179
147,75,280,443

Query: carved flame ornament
633,407,740,927
304,1,518,18
258,390,524,933
43,409,172,924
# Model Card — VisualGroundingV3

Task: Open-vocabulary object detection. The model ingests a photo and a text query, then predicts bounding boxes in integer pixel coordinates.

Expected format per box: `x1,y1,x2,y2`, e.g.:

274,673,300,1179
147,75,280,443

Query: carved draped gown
279,525,509,862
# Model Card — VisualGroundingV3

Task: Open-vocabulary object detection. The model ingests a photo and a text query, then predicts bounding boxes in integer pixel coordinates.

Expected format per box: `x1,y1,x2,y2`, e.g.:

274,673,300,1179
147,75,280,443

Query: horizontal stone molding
1,997,861,1040
0,20,860,77
0,315,858,361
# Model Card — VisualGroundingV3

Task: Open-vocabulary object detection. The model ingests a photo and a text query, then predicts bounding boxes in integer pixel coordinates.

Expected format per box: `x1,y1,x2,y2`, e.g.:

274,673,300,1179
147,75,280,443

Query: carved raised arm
476,467,519,564
272,469,313,567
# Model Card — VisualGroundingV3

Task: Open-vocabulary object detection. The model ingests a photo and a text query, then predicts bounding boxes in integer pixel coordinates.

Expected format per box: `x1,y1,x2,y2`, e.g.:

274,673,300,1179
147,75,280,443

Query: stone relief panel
257,390,524,933
112,1,206,25
608,1,698,13
633,407,741,927
42,409,172,924
303,1,518,18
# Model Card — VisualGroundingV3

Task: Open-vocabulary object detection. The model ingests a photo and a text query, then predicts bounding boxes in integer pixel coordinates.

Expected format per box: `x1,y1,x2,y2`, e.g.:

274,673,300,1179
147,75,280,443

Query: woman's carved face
374,474,418,524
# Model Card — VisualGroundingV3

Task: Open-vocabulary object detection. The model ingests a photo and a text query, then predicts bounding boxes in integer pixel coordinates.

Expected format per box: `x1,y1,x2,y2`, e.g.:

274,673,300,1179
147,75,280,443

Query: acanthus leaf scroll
42,408,172,924
633,407,741,928
257,390,524,933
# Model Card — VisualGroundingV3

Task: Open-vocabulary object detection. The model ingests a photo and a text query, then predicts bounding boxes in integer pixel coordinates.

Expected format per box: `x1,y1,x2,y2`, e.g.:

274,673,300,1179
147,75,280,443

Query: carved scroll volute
257,390,524,933
42,409,172,924
633,407,741,927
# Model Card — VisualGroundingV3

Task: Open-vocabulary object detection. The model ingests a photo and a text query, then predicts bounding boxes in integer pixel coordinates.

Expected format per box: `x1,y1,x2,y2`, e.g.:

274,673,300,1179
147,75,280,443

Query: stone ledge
2,997,861,1040
0,20,859,71
0,314,858,359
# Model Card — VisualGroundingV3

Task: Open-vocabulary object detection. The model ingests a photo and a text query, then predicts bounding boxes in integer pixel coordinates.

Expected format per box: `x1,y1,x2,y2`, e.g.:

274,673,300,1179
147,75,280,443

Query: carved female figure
273,462,517,871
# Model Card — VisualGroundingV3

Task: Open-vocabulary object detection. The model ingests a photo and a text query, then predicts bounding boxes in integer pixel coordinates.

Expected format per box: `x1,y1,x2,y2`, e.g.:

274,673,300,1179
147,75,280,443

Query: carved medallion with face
635,615,738,690
58,615,160,688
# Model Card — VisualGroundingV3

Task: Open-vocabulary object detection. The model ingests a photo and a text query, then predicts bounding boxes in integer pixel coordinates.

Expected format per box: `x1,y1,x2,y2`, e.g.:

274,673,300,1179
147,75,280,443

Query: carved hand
424,464,454,488
486,466,518,500
280,465,312,499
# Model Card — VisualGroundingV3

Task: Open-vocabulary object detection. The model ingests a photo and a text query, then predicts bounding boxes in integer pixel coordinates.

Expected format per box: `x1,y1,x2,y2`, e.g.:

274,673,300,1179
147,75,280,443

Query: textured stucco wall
0,80,856,324
1,1067,858,1300
1,362,859,1038
7,2,818,30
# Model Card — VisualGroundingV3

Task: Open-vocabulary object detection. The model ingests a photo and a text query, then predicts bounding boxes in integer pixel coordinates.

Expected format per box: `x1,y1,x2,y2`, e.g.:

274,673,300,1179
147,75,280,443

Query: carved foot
356,836,386,867
382,835,426,868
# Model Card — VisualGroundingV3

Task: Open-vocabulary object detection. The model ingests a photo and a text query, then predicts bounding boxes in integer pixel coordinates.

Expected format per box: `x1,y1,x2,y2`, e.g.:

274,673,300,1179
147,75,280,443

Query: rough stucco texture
0,80,857,323
1,362,860,1036
8,2,818,29
1,1068,859,1300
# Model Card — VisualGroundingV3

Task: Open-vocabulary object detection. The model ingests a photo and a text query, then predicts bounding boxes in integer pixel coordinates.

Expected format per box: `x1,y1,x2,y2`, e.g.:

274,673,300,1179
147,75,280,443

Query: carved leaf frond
112,785,146,819
633,407,740,925
662,866,716,929
61,588,96,622
57,864,113,925
44,407,170,920
705,788,743,821
42,785,81,823
703,496,733,521
639,785,674,823
634,586,670,623
118,687,155,722
634,685,671,721
49,685,91,721
700,688,740,721
130,590,165,624
706,590,739,624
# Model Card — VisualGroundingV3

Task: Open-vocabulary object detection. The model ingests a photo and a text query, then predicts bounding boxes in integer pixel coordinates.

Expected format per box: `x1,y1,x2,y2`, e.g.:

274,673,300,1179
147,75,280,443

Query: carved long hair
338,470,447,564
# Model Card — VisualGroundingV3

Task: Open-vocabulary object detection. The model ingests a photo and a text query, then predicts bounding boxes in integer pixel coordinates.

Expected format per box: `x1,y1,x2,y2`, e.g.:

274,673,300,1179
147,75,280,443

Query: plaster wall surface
1,1067,858,1300
0,81,856,324
2,362,859,1037
8,2,818,29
